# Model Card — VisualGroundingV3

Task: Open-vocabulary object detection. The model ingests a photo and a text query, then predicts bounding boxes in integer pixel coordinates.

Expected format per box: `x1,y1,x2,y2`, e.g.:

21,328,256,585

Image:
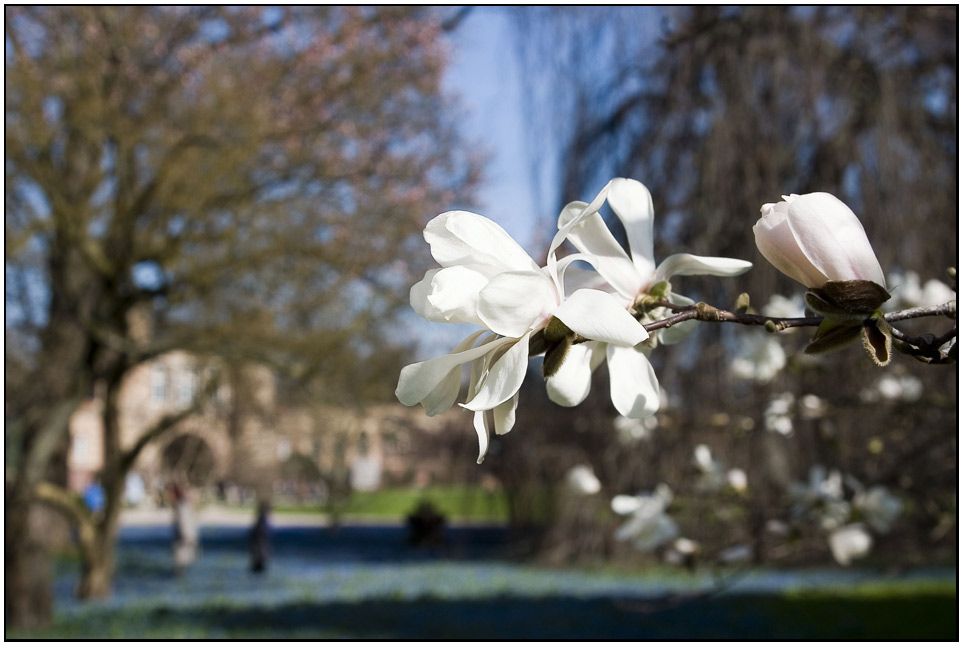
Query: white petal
416,330,488,415
463,333,531,411
425,211,538,273
473,411,490,464
548,181,613,259
828,524,873,566
493,392,519,435
607,178,656,281
477,271,555,338
611,494,643,515
784,193,886,286
553,289,648,346
754,201,827,288
396,336,512,408
653,253,753,283
606,344,661,418
411,266,489,326
545,341,604,407
556,204,642,299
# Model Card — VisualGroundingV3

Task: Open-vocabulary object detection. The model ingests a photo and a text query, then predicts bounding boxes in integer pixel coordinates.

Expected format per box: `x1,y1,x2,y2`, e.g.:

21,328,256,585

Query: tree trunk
75,530,115,599
4,503,55,630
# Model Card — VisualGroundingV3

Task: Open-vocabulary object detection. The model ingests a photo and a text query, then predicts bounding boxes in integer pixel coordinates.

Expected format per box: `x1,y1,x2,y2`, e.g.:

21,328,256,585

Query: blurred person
170,483,199,575
248,501,271,574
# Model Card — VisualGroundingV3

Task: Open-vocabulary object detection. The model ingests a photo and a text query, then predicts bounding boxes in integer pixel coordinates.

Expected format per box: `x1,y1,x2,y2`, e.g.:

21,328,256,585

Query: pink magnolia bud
754,193,886,289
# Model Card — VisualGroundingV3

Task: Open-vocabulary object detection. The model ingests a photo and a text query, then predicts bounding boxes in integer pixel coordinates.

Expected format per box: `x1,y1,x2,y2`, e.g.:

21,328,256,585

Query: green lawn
275,485,510,522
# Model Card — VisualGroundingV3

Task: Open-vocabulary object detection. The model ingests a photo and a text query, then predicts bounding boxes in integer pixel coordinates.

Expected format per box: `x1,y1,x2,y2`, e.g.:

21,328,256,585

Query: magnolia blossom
565,465,602,496
396,210,647,463
789,465,851,531
546,178,752,418
753,192,886,289
764,393,795,436
612,484,678,552
859,373,924,404
730,331,787,383
853,484,902,534
886,269,956,310
693,444,726,492
828,523,873,566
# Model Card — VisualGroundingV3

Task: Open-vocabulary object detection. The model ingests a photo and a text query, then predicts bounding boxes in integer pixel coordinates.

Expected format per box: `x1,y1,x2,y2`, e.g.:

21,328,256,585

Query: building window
150,365,169,403
71,433,91,462
175,368,198,406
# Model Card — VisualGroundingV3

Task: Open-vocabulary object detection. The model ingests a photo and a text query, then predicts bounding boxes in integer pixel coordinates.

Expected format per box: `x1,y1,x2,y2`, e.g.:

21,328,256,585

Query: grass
273,485,510,522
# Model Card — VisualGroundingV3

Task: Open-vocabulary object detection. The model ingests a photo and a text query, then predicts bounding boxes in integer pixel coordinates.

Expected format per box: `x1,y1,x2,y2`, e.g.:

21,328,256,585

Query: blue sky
442,7,542,255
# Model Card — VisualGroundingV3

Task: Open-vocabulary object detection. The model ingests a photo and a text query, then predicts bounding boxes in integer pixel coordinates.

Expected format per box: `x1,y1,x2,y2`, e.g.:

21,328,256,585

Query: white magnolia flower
761,293,807,319
730,331,787,383
717,543,753,564
613,414,658,443
546,178,752,419
828,523,873,566
853,485,902,534
397,210,647,463
798,394,827,420
566,465,602,496
887,269,956,310
860,373,923,404
753,192,886,289
764,392,795,436
726,468,748,493
789,465,851,531
612,484,678,552
693,444,727,492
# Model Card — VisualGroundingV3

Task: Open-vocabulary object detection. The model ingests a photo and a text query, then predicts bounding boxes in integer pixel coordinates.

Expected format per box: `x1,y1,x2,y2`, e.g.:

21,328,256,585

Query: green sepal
861,314,892,366
804,320,863,355
529,329,549,356
543,316,573,343
805,280,891,318
541,336,572,378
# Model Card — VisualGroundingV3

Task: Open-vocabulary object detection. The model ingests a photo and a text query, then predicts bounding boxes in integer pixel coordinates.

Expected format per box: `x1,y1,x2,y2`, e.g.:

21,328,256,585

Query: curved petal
411,266,489,325
653,253,753,284
553,288,648,346
494,392,520,436
396,336,512,408
545,341,604,407
425,211,538,273
784,193,886,286
556,204,642,299
477,271,555,338
548,181,613,259
754,201,828,288
463,333,532,411
607,178,656,280
473,411,490,464
417,330,488,415
606,344,661,418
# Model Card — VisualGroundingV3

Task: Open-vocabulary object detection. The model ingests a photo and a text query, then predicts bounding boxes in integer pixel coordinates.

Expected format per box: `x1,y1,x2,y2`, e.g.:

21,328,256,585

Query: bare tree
5,6,480,625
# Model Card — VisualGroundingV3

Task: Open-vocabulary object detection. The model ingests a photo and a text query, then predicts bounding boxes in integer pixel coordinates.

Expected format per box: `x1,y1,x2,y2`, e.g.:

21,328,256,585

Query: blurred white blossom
726,468,748,493
717,543,753,564
828,524,873,566
860,373,923,404
693,444,727,492
887,270,956,310
764,393,795,436
566,465,602,496
798,394,827,420
730,331,787,383
853,485,903,534
612,484,679,552
789,465,850,531
613,414,658,443
762,293,807,319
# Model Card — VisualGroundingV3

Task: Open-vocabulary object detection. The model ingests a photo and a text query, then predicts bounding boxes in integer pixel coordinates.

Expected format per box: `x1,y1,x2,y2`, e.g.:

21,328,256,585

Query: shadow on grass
16,591,958,640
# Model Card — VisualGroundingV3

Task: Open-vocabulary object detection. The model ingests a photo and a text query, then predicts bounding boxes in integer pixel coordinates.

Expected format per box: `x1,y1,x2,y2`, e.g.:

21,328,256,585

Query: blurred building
67,351,459,504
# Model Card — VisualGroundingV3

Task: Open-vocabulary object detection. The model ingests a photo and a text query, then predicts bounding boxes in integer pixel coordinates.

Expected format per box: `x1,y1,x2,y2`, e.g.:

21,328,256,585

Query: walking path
120,504,332,528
